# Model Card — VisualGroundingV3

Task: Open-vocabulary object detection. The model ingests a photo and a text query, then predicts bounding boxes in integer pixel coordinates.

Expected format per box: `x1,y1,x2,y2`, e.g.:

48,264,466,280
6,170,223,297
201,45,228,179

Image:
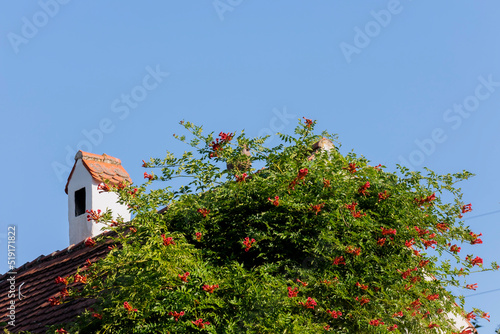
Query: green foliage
50,119,497,333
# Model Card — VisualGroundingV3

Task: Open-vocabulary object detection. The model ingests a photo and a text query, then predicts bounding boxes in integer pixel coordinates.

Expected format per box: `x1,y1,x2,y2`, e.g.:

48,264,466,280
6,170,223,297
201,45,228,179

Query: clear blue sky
1,1,499,331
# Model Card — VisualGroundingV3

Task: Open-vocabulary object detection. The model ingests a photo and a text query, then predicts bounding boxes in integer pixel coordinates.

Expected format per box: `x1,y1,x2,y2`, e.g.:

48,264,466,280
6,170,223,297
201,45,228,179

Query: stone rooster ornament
308,137,334,160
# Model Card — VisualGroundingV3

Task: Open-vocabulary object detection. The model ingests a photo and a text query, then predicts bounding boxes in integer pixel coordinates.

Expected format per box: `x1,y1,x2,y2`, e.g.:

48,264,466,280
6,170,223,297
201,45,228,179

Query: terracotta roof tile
64,151,132,194
0,233,114,333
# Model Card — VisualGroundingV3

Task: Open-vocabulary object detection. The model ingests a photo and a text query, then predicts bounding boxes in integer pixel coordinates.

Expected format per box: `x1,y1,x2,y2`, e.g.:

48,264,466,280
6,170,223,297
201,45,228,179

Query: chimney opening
74,187,86,217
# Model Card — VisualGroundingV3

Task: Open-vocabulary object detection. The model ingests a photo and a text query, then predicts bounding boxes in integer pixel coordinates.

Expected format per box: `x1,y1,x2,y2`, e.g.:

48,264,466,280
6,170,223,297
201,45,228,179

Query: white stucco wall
90,179,131,232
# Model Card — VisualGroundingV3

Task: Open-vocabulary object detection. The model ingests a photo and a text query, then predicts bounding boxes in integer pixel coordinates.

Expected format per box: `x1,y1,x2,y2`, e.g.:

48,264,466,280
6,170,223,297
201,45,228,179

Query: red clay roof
64,151,132,194
0,235,113,333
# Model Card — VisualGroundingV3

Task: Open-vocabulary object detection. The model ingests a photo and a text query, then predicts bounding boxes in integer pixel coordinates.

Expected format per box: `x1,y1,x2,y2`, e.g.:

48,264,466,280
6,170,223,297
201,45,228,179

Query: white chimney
65,151,132,245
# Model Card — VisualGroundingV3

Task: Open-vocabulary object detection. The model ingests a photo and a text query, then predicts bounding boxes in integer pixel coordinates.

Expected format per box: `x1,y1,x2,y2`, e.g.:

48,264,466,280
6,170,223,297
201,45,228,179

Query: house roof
64,151,132,194
0,234,114,333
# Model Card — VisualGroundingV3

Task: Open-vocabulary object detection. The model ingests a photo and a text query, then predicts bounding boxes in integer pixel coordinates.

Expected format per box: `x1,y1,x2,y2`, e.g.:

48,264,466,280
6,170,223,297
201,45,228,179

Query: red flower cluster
462,203,472,213
381,227,396,235
197,208,210,217
428,323,439,329
436,222,449,232
414,226,429,237
303,117,313,128
378,190,390,202
85,237,96,248
409,298,422,311
323,179,331,188
345,202,365,218
209,132,233,158
345,202,357,211
355,296,370,305
116,181,127,190
422,238,438,250
123,301,137,312
178,272,190,282
466,255,483,267
56,329,68,333
97,183,110,192
55,276,68,285
470,232,483,245
86,209,101,222
195,232,202,241
465,311,476,320
144,172,154,180
344,163,357,174
92,312,102,319
202,284,219,293
242,237,256,252
287,287,299,298
481,312,490,321
465,283,478,291
235,173,248,182
356,282,368,290
369,319,384,326
377,238,386,246
268,196,279,206
48,297,61,306
387,324,398,331
326,309,342,318
400,267,418,279
426,294,439,301
415,193,436,206
405,238,415,248
169,311,185,321
418,260,430,268
298,297,317,309
192,318,210,328
161,234,175,246
60,288,69,297
358,181,370,196
289,168,308,189
346,246,361,256
332,256,346,266
311,203,324,215
218,132,233,142
74,274,87,284
450,244,461,253
392,311,403,317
